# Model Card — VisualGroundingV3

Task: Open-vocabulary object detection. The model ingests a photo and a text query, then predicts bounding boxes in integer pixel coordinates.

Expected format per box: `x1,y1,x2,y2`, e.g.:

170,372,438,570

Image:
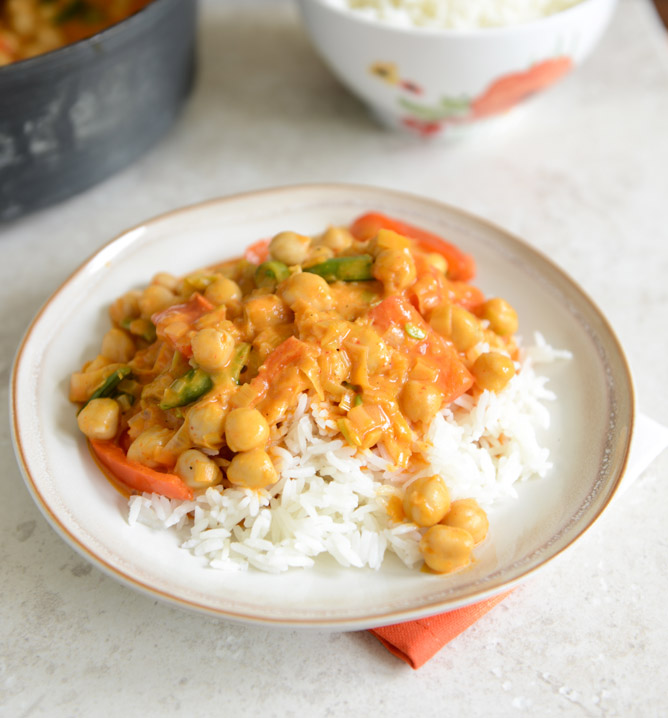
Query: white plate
10,184,634,629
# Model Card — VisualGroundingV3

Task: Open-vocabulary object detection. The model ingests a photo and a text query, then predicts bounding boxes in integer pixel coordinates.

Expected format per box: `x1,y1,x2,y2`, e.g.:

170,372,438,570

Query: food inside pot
0,0,154,65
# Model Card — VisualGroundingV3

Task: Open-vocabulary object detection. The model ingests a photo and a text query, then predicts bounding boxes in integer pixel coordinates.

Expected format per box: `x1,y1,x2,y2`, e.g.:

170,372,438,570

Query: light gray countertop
2,0,667,716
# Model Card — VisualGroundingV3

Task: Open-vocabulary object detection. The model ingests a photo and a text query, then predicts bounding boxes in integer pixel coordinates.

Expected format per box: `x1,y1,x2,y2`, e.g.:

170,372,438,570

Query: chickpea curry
0,0,153,65
70,212,523,574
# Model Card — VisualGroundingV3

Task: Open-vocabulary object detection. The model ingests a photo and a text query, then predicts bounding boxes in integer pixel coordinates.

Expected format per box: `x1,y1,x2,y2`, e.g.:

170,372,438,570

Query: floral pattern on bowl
370,56,573,136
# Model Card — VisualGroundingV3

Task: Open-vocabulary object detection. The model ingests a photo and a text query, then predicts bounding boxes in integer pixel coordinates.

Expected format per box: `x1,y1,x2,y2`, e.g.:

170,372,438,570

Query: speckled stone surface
2,1,668,716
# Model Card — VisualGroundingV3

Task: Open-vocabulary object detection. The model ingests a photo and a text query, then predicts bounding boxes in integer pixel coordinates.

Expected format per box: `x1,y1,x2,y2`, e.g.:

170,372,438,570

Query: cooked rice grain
329,0,585,29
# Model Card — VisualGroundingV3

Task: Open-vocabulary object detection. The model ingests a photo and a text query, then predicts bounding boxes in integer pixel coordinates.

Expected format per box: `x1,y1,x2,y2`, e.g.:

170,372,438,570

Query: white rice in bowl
128,333,571,574
325,0,586,29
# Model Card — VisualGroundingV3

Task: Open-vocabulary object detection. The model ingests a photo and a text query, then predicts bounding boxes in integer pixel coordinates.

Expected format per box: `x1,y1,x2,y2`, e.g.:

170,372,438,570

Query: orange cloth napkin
369,590,512,669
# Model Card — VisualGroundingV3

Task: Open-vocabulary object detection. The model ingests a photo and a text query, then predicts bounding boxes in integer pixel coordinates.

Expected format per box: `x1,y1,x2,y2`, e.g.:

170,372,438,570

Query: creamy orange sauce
71,217,518,572
386,495,405,523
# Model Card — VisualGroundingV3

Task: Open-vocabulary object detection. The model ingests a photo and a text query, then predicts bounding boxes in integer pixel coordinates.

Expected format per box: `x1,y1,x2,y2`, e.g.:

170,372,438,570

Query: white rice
127,332,571,573
326,0,585,29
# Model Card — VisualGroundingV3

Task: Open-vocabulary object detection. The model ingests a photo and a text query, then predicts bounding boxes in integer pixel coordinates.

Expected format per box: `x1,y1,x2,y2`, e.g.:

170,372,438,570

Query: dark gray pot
0,0,197,221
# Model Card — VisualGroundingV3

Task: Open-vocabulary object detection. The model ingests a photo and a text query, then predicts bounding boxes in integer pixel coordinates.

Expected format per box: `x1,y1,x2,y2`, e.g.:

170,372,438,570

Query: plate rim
10,182,636,629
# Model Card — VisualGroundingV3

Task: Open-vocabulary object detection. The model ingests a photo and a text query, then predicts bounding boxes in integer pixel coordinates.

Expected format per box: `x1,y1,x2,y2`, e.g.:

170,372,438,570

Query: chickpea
77,398,119,441
101,328,135,363
399,380,443,424
480,297,518,336
127,426,174,468
431,303,483,351
441,499,489,545
281,271,331,311
225,408,270,452
370,229,412,254
429,303,452,339
138,285,174,318
109,290,141,325
425,252,448,274
372,248,416,293
419,525,474,574
70,366,113,403
269,231,311,266
227,448,278,489
7,0,37,36
191,327,235,373
205,276,242,305
187,402,226,449
243,295,292,330
152,272,180,291
320,226,353,251
472,352,515,392
450,306,482,352
402,475,451,527
175,449,223,489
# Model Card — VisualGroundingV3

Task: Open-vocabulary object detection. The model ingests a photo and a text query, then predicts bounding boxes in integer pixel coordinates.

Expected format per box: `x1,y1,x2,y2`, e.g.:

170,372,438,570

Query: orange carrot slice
90,440,193,500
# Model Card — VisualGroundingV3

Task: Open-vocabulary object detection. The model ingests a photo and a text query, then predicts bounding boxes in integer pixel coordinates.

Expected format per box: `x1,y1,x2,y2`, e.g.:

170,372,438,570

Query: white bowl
296,0,618,135
11,184,634,628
